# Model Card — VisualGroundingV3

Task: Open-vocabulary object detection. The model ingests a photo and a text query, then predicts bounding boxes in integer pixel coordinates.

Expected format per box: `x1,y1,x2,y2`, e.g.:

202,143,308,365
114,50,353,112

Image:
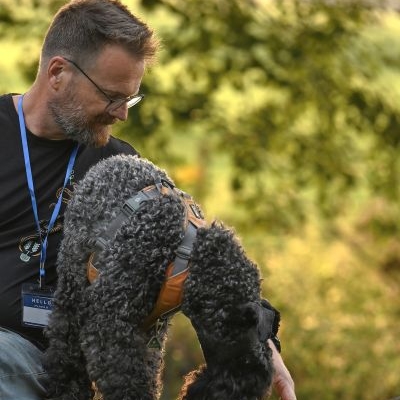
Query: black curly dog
45,155,280,400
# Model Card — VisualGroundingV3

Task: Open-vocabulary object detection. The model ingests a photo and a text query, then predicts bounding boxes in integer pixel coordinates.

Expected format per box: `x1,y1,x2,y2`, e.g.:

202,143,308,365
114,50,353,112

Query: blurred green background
1,0,399,398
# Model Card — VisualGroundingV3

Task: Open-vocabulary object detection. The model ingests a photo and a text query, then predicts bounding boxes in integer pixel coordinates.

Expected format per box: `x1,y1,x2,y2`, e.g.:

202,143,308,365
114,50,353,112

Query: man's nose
109,103,129,121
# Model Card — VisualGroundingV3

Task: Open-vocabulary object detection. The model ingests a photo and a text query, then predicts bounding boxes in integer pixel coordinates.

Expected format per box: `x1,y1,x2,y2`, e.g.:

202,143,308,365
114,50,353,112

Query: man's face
50,46,145,147
48,84,114,147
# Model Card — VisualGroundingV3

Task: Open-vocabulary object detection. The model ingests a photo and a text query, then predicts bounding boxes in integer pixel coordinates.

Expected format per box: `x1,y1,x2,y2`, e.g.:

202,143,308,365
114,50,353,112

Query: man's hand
268,339,297,400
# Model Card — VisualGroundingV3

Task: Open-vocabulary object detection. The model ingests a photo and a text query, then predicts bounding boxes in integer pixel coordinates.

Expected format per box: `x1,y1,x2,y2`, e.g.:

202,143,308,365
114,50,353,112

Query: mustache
96,113,117,126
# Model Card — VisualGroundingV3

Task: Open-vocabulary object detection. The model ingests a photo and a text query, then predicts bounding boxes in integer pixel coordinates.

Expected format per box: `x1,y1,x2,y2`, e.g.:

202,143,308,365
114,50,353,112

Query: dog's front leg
45,253,92,400
80,275,166,400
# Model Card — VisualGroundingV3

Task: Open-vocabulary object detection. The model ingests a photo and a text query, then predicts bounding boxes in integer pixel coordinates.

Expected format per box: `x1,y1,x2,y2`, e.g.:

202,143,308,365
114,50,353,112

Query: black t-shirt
0,93,138,348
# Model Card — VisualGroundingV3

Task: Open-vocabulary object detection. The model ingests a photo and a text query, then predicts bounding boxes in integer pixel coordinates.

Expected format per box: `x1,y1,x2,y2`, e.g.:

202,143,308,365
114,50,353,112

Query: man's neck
12,90,67,140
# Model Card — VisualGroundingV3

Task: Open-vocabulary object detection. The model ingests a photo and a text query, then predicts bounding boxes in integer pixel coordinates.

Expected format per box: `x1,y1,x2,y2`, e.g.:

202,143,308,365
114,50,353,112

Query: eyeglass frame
62,57,144,112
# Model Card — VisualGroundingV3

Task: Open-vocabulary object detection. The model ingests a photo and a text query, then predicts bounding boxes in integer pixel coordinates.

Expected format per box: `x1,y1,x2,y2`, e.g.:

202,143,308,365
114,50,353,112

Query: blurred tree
0,0,64,89
127,0,400,235
264,220,400,400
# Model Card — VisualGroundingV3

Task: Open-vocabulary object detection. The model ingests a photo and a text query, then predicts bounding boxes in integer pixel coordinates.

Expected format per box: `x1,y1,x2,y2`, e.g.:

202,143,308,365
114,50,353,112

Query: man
0,1,295,399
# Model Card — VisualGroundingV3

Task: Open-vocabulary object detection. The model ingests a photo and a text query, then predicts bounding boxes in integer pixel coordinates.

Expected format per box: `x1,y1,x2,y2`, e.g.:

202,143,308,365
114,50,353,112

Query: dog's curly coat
45,155,277,400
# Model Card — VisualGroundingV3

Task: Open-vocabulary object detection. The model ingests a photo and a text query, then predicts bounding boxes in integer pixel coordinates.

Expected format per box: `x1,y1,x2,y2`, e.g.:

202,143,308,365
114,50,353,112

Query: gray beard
48,90,110,147
48,102,96,146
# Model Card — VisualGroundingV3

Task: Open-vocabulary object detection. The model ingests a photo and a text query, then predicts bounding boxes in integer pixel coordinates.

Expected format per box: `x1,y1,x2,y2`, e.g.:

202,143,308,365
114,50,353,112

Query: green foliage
125,0,400,235
0,0,61,91
264,211,400,399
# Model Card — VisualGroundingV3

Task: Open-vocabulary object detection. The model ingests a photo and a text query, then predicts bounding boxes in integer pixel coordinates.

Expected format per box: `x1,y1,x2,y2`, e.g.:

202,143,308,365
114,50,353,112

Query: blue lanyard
17,95,79,288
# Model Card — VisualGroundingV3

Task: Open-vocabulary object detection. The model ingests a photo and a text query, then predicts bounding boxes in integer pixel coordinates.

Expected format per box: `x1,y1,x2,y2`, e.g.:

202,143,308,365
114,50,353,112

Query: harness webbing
87,180,175,279
86,178,206,331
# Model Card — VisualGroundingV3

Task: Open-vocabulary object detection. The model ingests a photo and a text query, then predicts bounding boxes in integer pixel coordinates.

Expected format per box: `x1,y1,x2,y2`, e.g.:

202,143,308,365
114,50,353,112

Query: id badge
21,283,55,328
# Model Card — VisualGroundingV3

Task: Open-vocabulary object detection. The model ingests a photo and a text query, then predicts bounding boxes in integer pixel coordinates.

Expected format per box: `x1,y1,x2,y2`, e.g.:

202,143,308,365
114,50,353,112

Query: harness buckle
123,196,143,215
176,245,192,260
189,203,203,219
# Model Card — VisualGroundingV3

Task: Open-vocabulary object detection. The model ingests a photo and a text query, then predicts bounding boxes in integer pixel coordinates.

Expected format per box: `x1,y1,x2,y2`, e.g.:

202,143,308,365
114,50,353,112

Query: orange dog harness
86,179,206,331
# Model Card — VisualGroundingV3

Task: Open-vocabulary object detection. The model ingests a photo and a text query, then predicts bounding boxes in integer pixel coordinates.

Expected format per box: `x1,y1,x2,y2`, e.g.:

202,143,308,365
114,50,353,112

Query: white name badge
21,283,54,328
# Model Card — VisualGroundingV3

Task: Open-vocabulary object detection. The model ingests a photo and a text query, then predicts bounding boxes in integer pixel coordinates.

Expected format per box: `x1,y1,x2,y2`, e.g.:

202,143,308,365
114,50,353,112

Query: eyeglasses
62,57,144,112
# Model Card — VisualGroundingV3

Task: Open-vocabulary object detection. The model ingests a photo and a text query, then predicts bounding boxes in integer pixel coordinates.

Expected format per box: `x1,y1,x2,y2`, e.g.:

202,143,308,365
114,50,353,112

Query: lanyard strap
18,95,79,288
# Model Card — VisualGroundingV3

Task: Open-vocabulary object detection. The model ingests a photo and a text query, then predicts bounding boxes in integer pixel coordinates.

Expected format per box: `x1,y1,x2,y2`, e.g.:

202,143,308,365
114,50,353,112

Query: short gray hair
41,0,158,68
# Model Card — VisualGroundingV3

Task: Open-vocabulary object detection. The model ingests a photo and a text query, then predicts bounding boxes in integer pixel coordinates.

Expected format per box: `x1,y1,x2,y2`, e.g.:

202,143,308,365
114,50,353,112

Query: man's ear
47,56,68,90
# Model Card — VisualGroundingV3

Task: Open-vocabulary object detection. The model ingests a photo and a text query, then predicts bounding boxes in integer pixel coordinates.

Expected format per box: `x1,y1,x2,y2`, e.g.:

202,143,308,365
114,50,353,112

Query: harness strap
86,179,206,330
87,181,175,283
141,216,205,330
87,253,98,284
